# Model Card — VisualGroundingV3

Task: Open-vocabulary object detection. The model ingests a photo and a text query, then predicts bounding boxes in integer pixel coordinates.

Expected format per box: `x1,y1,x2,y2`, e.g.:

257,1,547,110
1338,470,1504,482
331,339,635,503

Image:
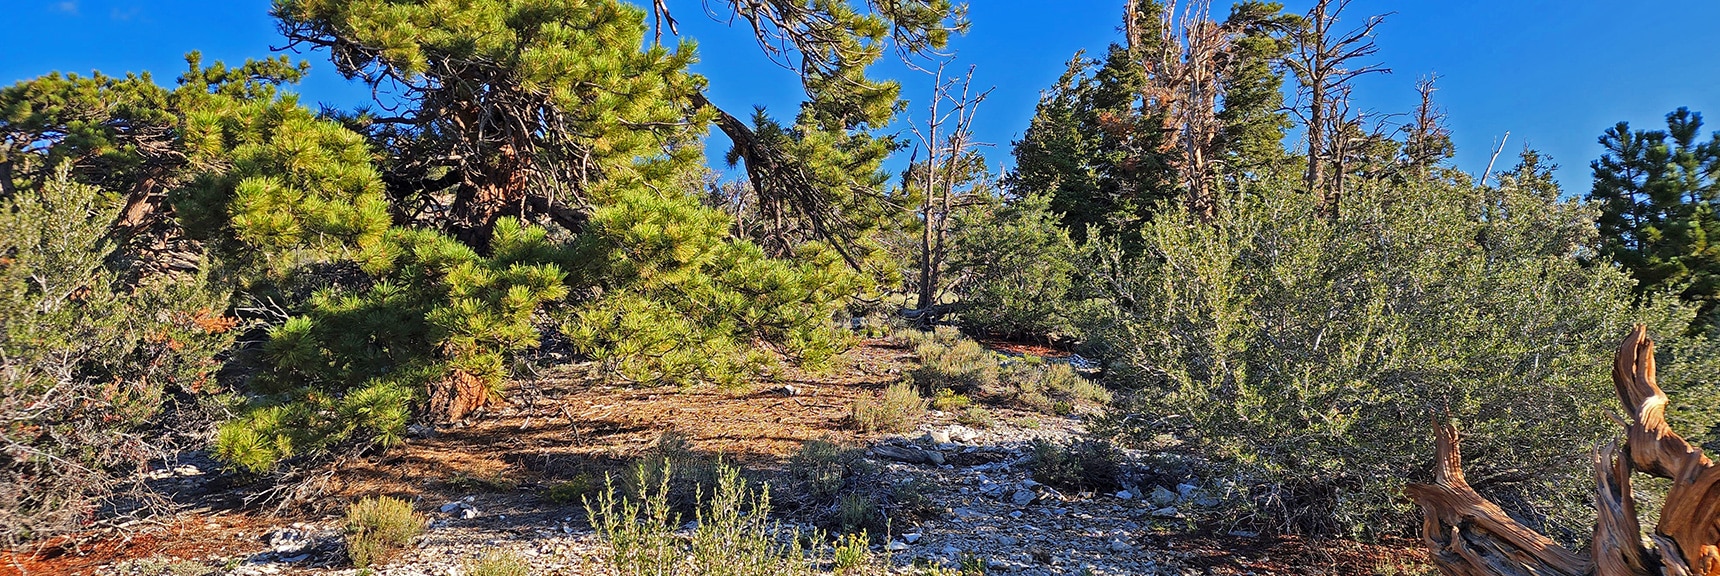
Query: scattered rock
1114,490,1133,500
926,429,953,444
903,533,922,544
1108,539,1134,552
1150,485,1178,507
887,540,910,552
1010,489,1037,506
1151,507,1180,518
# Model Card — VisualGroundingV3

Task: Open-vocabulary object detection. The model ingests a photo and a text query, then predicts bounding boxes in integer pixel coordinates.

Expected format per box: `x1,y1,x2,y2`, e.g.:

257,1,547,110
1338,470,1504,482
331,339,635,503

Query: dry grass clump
850,381,927,432
345,495,425,567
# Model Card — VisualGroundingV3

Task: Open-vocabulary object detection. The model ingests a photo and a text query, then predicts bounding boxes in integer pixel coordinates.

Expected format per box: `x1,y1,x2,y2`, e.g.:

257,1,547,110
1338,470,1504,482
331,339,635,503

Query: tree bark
1407,325,1720,576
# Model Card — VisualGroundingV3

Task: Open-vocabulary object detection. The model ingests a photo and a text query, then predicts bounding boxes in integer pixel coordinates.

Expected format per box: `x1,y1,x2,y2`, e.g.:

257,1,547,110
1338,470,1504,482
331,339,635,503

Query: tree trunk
1407,325,1720,576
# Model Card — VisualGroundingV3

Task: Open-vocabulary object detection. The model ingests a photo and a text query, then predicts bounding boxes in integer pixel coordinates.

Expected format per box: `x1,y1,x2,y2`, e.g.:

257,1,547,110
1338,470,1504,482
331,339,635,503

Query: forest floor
1,338,1433,576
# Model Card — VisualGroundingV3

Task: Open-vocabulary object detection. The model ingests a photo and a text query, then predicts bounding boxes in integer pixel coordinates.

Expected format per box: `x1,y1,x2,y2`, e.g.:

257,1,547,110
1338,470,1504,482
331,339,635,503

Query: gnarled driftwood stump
1406,325,1720,576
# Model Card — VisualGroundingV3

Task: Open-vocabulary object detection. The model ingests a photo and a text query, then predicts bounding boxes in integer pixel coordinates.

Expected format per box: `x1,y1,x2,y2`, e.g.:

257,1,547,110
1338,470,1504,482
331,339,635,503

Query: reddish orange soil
1,513,267,576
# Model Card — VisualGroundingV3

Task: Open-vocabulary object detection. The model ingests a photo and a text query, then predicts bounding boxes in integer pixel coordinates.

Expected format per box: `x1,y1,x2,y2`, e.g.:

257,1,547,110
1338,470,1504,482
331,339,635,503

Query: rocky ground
2,339,1431,576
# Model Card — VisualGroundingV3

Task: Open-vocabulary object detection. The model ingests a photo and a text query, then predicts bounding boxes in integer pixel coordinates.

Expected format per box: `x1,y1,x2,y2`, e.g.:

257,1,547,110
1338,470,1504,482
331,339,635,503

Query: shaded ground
0,338,1432,576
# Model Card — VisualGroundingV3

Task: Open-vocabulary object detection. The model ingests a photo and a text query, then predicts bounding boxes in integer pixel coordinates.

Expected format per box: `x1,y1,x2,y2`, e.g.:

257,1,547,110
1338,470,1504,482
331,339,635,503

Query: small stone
926,429,952,444
1008,510,1024,519
926,450,946,465
1108,539,1133,552
1151,506,1179,518
1114,490,1133,500
987,558,1010,570
953,507,984,519
995,536,1018,547
1176,483,1199,498
458,507,480,520
1149,486,1177,507
941,544,962,557
440,501,463,513
1010,489,1036,506
903,533,922,544
887,540,910,551
1019,479,1041,489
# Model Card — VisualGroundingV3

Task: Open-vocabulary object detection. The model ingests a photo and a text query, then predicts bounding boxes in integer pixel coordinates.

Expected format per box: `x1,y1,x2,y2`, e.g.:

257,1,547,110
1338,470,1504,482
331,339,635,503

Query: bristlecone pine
1406,325,1720,576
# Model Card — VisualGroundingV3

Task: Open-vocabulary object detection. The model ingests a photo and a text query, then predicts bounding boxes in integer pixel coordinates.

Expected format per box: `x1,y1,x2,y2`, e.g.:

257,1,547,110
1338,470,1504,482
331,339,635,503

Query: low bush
464,549,531,576
789,438,872,503
587,460,821,576
623,432,720,514
956,406,995,428
344,495,425,567
850,381,927,433
896,325,1110,416
1027,439,1123,493
0,171,235,545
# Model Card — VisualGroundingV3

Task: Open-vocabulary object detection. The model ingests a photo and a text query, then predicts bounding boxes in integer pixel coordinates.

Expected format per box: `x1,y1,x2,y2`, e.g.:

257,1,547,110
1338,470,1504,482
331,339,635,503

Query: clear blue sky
5,1,1718,193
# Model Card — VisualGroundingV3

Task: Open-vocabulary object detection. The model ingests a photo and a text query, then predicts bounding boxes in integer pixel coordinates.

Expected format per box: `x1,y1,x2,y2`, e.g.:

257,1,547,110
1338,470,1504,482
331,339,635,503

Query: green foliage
587,460,823,576
850,381,926,433
1589,108,1720,330
1086,163,1698,538
565,187,858,387
0,171,234,545
896,326,1108,414
789,438,872,504
344,495,425,567
463,549,531,576
950,194,1085,339
1026,439,1123,493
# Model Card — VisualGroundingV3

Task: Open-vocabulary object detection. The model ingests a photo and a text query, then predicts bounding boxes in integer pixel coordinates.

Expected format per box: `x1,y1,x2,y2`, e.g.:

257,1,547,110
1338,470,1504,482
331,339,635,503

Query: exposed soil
1,338,1432,576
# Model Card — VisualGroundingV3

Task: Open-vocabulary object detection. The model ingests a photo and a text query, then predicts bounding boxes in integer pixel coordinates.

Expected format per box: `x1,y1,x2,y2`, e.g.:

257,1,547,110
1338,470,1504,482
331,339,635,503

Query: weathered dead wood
1403,421,1591,576
1407,325,1720,576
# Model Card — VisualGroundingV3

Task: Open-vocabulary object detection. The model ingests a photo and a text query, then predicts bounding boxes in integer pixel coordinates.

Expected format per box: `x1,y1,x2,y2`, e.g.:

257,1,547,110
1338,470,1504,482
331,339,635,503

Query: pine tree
1589,107,1720,328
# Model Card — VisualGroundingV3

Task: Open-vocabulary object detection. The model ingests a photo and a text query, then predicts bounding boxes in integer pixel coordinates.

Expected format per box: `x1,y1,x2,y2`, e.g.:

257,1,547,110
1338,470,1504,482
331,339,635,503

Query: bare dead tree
1136,0,1237,223
908,63,992,312
1286,0,1390,219
1407,325,1720,576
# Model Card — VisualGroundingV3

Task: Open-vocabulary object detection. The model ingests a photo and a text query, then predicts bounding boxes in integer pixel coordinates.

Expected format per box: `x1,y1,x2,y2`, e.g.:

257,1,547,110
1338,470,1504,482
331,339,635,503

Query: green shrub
950,193,1086,339
1027,439,1123,493
587,460,819,576
956,406,995,428
464,549,531,576
931,389,972,411
835,492,884,535
789,438,871,503
831,532,873,574
0,171,235,545
1083,167,1713,538
542,473,600,505
850,381,927,432
344,495,425,567
622,432,720,514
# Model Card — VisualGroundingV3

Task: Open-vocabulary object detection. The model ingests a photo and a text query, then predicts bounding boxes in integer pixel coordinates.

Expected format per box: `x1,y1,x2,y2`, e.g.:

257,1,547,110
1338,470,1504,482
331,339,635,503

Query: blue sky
5,1,1719,193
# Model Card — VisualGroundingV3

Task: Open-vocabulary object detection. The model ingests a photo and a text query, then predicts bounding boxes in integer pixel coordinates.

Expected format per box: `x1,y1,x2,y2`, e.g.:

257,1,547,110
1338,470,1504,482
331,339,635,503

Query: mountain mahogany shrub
1085,168,1708,539
0,172,234,545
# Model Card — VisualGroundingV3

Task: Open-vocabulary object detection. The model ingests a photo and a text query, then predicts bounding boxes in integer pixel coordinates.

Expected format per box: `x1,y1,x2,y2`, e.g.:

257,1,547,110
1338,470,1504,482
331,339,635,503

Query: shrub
835,492,885,535
850,381,927,432
344,495,425,567
831,532,872,574
587,460,819,576
464,549,531,576
950,193,1086,339
789,438,871,503
0,171,234,545
1084,165,1710,538
623,432,720,514
956,406,995,428
1027,439,1123,493
931,389,972,411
